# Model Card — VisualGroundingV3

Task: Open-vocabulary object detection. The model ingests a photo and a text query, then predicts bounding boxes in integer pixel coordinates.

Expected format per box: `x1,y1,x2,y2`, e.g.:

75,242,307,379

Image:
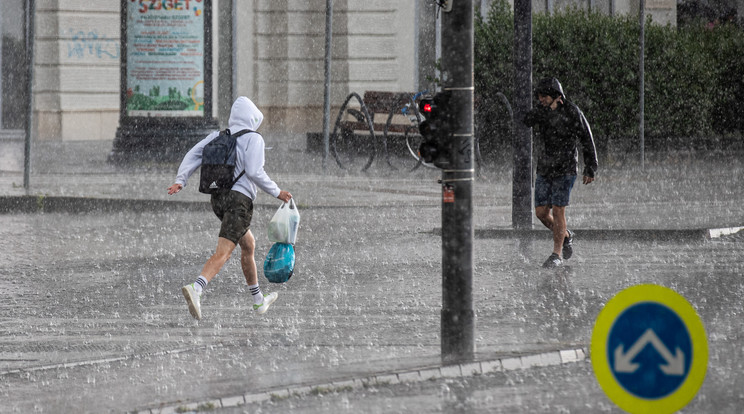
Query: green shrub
474,0,744,156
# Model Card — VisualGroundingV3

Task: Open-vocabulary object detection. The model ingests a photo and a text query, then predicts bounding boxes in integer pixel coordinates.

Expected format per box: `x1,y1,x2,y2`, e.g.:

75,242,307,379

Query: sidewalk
0,135,743,413
3,134,743,230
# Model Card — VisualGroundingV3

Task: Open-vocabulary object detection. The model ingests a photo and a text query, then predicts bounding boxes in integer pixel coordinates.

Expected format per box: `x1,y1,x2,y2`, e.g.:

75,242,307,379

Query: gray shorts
210,190,254,244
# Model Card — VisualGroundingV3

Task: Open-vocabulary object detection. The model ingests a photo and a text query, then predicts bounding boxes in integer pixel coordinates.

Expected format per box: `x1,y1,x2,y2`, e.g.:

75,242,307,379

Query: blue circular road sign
591,284,708,414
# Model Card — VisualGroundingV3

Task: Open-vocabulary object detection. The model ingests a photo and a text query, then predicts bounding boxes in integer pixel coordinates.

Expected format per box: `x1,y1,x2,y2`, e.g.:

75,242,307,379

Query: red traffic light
419,96,435,115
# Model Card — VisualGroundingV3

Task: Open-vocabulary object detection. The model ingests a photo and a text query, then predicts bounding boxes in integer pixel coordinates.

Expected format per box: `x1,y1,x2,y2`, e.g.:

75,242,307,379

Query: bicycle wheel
383,97,435,171
382,102,413,170
331,92,376,171
404,127,437,171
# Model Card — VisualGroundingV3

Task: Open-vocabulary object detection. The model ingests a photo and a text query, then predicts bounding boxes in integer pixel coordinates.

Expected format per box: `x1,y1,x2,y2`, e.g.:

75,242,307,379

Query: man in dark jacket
523,77,598,268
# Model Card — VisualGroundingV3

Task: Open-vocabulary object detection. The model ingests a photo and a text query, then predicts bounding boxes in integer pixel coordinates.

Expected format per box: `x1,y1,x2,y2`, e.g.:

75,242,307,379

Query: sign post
24,0,36,190
110,0,218,162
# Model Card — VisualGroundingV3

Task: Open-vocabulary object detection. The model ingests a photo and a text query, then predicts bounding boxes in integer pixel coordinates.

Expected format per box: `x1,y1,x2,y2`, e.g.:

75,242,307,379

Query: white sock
248,284,263,305
194,276,208,295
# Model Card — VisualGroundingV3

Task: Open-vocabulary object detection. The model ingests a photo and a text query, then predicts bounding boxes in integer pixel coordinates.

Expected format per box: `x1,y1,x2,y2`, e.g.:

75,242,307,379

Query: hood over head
228,96,263,132
535,77,565,99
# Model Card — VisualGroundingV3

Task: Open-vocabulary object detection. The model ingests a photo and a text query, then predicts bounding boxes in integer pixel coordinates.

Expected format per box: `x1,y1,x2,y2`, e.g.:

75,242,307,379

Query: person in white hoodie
167,97,292,320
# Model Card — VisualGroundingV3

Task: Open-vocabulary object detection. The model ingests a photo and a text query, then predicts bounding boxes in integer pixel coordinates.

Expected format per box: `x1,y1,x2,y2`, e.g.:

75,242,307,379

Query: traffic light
417,91,454,169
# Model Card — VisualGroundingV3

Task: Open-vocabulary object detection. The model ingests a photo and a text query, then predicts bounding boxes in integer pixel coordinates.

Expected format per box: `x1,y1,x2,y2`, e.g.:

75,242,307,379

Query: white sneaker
182,284,202,320
253,292,278,315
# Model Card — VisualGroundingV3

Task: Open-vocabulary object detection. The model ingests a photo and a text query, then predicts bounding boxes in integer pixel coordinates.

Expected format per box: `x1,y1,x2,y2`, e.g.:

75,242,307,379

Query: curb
4,195,740,241
132,347,588,414
438,227,744,241
0,195,210,214
472,228,713,241
0,195,428,214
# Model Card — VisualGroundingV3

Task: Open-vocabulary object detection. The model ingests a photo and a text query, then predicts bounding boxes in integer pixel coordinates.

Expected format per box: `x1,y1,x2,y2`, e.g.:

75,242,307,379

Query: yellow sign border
591,284,708,414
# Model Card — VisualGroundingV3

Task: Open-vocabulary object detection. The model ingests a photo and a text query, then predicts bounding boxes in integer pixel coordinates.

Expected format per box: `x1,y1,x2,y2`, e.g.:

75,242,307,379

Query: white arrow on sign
614,328,685,376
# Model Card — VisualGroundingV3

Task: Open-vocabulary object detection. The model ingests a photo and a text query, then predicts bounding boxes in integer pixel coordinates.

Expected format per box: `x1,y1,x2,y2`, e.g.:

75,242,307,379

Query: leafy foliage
474,0,744,155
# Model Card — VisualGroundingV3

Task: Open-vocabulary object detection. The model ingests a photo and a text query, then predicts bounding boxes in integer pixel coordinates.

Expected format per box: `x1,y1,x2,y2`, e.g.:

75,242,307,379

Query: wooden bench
338,91,420,138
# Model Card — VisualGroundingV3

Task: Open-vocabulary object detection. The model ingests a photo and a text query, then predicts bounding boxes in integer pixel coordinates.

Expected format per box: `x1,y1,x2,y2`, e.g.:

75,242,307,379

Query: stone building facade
2,0,680,142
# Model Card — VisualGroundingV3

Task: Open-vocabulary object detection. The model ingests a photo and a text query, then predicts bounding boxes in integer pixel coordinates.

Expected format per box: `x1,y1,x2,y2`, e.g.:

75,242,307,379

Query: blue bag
263,242,295,283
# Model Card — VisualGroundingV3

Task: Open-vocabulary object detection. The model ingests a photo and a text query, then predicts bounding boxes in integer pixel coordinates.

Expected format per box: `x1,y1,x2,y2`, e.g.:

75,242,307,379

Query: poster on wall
126,0,205,117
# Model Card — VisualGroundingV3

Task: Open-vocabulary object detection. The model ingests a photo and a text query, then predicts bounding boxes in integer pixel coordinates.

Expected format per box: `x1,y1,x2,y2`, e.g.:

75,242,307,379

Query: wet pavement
0,135,743,413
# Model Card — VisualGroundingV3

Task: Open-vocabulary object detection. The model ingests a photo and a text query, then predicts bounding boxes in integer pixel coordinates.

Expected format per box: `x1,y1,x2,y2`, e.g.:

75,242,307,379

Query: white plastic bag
267,199,300,244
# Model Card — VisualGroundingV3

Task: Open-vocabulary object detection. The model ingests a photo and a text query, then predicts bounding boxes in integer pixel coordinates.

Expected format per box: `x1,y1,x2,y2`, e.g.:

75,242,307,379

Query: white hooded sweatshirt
174,97,281,200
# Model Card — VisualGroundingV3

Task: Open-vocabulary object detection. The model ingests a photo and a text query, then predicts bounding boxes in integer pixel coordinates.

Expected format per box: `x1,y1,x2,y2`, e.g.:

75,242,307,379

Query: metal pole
416,0,437,93
23,0,35,191
436,9,442,70
321,0,333,171
217,0,234,126
440,0,475,364
512,0,533,229
232,0,237,103
414,2,420,89
0,7,4,130
639,0,645,170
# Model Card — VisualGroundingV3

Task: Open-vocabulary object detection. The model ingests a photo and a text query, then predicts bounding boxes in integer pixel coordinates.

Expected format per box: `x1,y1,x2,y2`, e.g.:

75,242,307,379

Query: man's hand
167,183,183,195
277,190,292,203
582,176,594,185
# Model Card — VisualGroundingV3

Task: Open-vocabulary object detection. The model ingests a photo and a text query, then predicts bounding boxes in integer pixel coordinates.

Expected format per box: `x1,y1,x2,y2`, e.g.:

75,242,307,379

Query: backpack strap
229,129,254,138
227,128,258,187
233,169,246,184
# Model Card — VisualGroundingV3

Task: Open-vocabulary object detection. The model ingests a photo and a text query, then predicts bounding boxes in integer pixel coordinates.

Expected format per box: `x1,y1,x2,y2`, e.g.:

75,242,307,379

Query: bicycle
330,92,377,171
474,91,513,172
330,90,427,172
385,90,501,173
382,90,439,171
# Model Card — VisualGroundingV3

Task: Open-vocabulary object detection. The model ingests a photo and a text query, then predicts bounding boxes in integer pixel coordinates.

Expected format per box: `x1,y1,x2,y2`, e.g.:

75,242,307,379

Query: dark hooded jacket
523,78,598,179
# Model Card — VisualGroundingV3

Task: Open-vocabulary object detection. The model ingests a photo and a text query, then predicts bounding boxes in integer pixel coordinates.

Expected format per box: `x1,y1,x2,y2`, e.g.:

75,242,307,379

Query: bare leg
535,205,554,230
238,230,258,286
200,237,237,282
536,205,568,257
551,206,567,256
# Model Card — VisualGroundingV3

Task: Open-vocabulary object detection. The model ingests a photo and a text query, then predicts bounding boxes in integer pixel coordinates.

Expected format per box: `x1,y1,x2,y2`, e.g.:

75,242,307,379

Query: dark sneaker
563,229,574,260
542,253,562,268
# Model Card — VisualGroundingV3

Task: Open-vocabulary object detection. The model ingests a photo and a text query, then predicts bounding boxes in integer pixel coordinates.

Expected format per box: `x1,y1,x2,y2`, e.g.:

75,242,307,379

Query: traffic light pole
440,0,475,364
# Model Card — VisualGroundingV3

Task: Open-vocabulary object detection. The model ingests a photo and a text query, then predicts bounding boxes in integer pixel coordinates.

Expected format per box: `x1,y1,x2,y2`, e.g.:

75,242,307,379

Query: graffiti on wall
64,29,120,60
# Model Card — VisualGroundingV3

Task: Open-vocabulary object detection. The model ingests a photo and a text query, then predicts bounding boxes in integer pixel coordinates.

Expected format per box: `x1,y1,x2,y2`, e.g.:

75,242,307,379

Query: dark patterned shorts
210,190,254,244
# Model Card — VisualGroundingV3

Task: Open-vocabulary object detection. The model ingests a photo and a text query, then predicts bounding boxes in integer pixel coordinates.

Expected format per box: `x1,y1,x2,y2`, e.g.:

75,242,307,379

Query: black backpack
198,128,255,194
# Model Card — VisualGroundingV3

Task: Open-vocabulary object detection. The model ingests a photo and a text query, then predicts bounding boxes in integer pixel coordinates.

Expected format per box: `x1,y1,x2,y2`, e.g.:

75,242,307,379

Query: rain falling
1,1,743,413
